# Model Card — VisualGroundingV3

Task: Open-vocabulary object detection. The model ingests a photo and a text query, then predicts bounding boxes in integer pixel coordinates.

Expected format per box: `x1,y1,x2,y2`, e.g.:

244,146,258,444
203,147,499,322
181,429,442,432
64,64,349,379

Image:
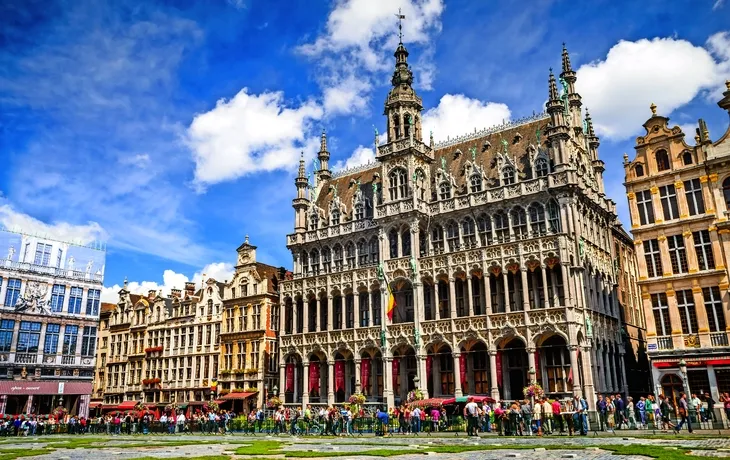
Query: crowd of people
2,391,730,437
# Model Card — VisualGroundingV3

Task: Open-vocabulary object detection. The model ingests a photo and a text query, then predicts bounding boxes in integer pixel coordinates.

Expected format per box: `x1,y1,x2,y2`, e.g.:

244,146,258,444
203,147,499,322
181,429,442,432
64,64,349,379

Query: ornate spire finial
244,234,249,244
396,8,405,43
650,102,657,116
561,43,572,73
320,128,327,152
297,152,306,179
548,68,559,101
585,108,596,137
123,276,128,289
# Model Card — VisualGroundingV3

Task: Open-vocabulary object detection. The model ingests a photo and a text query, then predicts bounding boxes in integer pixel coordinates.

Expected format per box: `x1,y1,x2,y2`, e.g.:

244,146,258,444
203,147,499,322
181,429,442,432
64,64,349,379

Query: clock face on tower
238,252,250,265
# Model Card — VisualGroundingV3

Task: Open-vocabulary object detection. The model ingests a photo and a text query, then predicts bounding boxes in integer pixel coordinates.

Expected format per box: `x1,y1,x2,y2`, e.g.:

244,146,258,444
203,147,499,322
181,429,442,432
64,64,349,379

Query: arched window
354,202,365,220
477,214,492,245
502,166,516,185
535,158,549,178
529,203,546,236
431,225,444,253
635,164,644,177
723,177,730,212
446,221,460,251
331,209,340,226
414,168,426,201
682,151,693,166
511,207,528,239
404,113,412,138
389,168,408,201
301,251,310,274
470,174,482,193
389,228,399,258
439,181,452,200
311,249,320,275
322,247,331,272
393,114,401,139
547,200,561,233
357,239,368,265
494,211,509,242
655,149,670,172
419,228,427,256
333,244,344,270
402,229,411,257
369,237,380,263
462,217,476,247
309,211,319,230
345,242,356,267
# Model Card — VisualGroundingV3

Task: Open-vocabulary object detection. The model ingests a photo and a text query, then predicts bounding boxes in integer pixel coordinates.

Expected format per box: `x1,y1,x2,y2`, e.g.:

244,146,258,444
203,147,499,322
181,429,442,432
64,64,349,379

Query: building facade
278,42,629,410
218,237,286,412
102,280,223,408
0,229,105,417
624,81,730,402
612,225,651,396
90,301,115,408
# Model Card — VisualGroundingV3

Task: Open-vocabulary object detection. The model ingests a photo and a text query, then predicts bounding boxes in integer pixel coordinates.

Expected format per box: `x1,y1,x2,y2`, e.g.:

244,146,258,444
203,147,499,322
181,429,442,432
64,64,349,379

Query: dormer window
655,149,670,172
404,114,412,138
309,212,319,230
354,202,364,220
634,164,644,177
682,151,693,166
393,115,401,139
470,174,482,193
535,158,549,178
331,209,340,226
502,166,516,185
439,181,452,200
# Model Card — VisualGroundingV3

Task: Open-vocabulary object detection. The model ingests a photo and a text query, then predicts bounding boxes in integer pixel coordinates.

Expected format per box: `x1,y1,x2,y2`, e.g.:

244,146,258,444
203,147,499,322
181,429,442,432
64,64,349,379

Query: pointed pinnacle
562,43,572,73
548,69,559,101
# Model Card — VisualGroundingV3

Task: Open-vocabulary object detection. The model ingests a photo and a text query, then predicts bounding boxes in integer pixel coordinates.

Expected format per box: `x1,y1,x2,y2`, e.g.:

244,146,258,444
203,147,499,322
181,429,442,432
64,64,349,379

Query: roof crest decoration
433,112,549,149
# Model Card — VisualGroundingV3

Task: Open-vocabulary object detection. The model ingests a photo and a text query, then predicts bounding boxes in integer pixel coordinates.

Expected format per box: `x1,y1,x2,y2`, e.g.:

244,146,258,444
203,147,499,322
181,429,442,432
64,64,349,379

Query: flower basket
165,403,179,413
244,368,258,375
406,389,424,404
522,383,545,399
144,346,164,354
231,388,246,393
205,401,220,412
243,387,258,393
233,369,245,374
220,369,231,375
266,396,283,409
51,406,67,419
218,389,230,396
134,403,149,412
348,393,366,405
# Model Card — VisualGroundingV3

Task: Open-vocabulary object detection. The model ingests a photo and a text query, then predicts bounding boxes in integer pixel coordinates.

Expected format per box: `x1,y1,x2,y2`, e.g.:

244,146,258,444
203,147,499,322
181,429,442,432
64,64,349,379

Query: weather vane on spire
396,8,406,43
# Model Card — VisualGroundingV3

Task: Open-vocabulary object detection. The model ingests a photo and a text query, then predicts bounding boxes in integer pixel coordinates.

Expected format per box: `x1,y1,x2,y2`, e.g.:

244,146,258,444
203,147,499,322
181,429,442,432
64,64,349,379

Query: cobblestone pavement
1,432,729,459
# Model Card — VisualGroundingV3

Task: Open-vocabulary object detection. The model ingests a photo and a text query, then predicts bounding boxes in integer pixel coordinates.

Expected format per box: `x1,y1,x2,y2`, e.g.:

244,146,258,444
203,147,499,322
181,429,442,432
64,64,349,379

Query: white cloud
575,33,730,140
713,0,725,10
188,89,324,186
101,262,235,303
333,145,376,171
0,203,107,245
323,76,372,115
422,94,512,144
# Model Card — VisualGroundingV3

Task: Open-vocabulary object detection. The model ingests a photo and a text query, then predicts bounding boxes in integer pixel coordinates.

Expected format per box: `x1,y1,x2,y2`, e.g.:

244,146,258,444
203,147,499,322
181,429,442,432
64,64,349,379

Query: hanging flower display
522,383,545,399
406,388,424,404
134,403,150,412
347,392,367,415
165,403,179,413
266,396,283,409
51,406,67,419
205,401,220,413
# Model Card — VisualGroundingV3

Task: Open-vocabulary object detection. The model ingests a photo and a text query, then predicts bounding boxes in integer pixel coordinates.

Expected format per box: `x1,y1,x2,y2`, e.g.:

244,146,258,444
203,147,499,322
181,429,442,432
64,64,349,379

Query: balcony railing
15,353,37,364
61,355,76,365
2,260,103,283
656,336,674,350
710,332,729,347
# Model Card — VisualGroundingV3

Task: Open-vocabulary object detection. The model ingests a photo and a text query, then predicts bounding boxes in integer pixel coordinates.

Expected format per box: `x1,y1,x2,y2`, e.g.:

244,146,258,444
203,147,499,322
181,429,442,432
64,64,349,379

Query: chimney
184,282,196,297
170,288,181,299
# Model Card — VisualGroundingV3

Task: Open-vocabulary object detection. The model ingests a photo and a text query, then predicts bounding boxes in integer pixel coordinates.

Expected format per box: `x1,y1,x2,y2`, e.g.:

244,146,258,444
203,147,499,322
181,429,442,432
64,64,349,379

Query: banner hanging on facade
426,355,432,378
286,363,295,392
534,349,540,382
392,358,400,391
335,360,345,392
361,358,371,390
496,351,503,387
459,354,467,394
309,362,320,394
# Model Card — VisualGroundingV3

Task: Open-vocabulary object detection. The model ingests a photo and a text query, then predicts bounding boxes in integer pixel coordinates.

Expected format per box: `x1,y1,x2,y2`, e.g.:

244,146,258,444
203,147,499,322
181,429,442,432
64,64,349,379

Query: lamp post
679,359,691,397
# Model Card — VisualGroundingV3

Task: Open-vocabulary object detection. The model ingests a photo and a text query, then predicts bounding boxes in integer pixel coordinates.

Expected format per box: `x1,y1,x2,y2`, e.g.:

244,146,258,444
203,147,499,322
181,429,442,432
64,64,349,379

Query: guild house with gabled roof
277,38,639,411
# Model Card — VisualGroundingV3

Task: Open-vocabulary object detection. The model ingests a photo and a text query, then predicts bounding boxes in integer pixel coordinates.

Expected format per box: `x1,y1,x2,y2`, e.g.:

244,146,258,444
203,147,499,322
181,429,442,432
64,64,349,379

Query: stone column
527,347,537,383
453,352,463,397
569,345,582,397
384,357,394,408
434,282,441,320
484,273,493,314
466,274,474,316
502,272,511,312
609,346,618,392
353,292,360,328
292,299,299,334
354,359,362,394
594,346,603,393
541,267,550,308
418,354,429,399
279,364,286,399
489,350,500,401
449,278,457,318
327,296,334,331
581,345,596,409
327,361,335,405
520,268,530,311
302,362,310,408
666,288,684,348
692,286,711,347
618,348,629,396
303,299,310,333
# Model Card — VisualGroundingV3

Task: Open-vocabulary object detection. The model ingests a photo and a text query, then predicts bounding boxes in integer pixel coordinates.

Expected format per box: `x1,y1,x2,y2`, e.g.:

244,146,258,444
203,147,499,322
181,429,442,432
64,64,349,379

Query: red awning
221,391,257,400
0,380,93,395
213,399,226,405
409,398,449,408
117,400,139,410
89,402,102,408
653,358,730,368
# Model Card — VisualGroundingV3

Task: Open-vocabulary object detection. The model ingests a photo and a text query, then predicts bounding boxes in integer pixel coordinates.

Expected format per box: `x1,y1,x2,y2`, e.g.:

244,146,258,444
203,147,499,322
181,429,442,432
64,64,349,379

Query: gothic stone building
278,42,629,410
623,81,730,402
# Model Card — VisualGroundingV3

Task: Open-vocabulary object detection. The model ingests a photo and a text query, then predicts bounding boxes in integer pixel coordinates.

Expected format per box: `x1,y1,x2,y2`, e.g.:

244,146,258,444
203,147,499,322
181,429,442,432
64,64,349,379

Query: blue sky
1,0,728,300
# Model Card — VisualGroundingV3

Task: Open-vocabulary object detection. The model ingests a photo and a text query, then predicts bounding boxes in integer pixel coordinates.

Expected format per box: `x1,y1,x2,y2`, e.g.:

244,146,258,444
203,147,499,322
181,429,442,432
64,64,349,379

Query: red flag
286,363,295,392
392,358,400,392
335,360,345,392
459,354,467,394
567,367,573,384
426,355,432,378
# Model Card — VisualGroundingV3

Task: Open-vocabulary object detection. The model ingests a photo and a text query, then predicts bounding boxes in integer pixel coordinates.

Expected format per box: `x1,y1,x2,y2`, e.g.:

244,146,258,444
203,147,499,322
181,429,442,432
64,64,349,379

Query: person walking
706,393,716,424
597,395,607,431
636,397,646,429
533,397,543,436
542,398,553,435
675,393,693,434
464,397,479,436
659,395,674,432
626,397,636,429
520,400,531,436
